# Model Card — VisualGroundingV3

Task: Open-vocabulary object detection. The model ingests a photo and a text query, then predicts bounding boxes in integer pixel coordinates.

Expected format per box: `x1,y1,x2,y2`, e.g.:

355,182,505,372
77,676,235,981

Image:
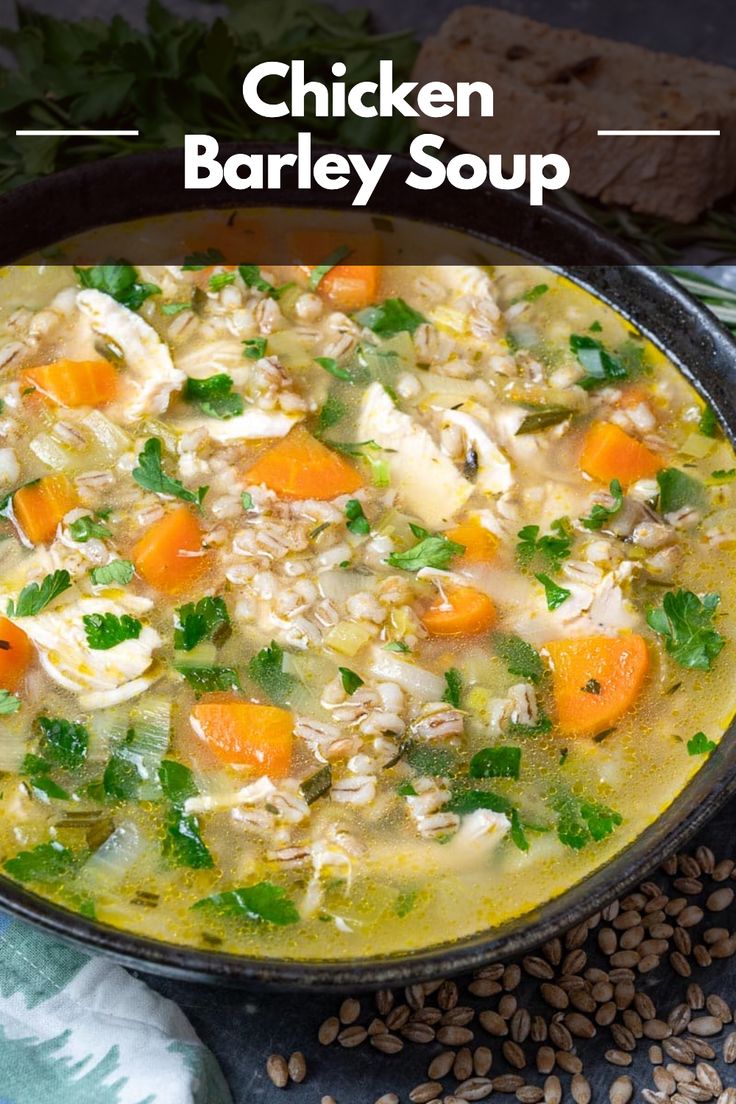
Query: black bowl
1,147,735,989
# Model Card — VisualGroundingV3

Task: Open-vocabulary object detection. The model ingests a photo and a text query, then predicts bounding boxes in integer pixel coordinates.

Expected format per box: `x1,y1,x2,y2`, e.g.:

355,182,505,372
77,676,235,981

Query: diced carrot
246,426,363,500
13,475,78,544
317,265,381,311
291,229,381,310
0,618,33,692
132,506,211,595
191,700,293,776
23,359,118,408
545,634,650,737
579,422,663,486
446,519,498,564
421,585,497,637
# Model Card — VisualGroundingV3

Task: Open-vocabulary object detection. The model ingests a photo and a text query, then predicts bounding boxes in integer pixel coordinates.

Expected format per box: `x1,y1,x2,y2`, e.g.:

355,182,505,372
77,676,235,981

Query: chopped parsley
316,395,346,434
159,759,213,869
387,525,465,572
647,589,725,670
242,337,267,360
699,404,720,438
570,333,628,390
580,479,623,530
338,667,364,695
309,245,351,290
38,716,88,771
241,492,254,511
442,668,463,709
83,612,142,651
4,841,75,883
315,355,352,382
208,271,236,292
520,283,549,302
404,743,456,776
554,791,622,851
536,573,571,610
656,468,706,514
516,519,572,574
469,746,522,780
0,690,21,715
183,374,244,420
74,264,159,311
493,633,544,683
176,665,242,696
9,570,71,617
69,515,112,543
247,641,296,706
192,882,299,926
132,438,208,507
687,731,717,756
89,559,134,587
345,499,370,535
174,596,230,652
354,297,426,338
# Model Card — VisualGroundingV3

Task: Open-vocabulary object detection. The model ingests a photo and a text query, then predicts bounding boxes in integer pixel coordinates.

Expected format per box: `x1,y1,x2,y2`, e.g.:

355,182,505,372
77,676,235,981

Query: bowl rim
1,151,736,989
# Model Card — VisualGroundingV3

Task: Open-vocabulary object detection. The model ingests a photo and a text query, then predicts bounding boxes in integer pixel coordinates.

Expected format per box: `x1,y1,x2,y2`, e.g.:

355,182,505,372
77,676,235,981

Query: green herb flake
208,271,236,292
493,633,544,683
89,559,134,586
315,355,352,382
710,469,736,483
442,668,463,709
657,468,706,514
554,792,622,851
183,374,244,420
469,746,522,780
687,731,717,756
159,758,213,869
309,245,352,290
247,641,296,706
345,498,370,535
515,406,573,435
405,743,456,776
69,515,112,543
242,337,267,360
536,573,571,610
516,520,571,573
132,438,207,507
384,641,410,653
0,689,21,715
521,283,549,302
83,612,142,651
4,841,75,883
176,665,242,696
647,589,725,670
38,716,88,771
160,301,191,316
74,264,159,311
192,882,299,926
10,570,71,618
395,890,417,918
241,492,254,511
699,404,720,438
316,395,346,434
175,596,230,652
570,333,628,390
338,667,364,695
387,530,465,572
301,764,332,805
580,479,624,530
355,298,426,338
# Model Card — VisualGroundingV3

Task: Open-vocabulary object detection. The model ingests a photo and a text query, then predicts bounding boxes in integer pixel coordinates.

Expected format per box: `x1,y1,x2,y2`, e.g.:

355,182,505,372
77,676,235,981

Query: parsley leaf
687,731,717,755
160,301,191,316
38,716,88,771
493,633,544,683
183,250,224,269
159,759,213,869
404,743,457,776
515,406,573,435
208,271,236,291
176,665,242,696
247,641,295,706
384,641,410,653
132,438,207,506
355,298,426,337
516,520,571,573
469,746,522,780
192,882,299,926
309,245,352,290
4,841,75,883
647,589,725,670
0,689,21,715
507,711,553,738
345,499,370,535
699,404,720,438
316,395,346,434
184,374,244,420
75,264,159,311
238,265,291,298
447,789,513,816
83,613,142,651
338,667,364,695
554,792,622,851
242,337,267,360
241,492,254,511
90,559,134,586
387,531,465,572
657,468,706,514
536,573,571,610
570,333,628,390
580,479,624,530
315,355,352,382
442,668,463,708
69,515,112,542
395,890,417,918
174,596,230,652
10,570,71,617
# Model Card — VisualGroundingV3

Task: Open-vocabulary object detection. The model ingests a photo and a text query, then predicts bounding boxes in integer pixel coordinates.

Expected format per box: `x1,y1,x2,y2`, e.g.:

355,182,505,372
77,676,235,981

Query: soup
0,260,734,960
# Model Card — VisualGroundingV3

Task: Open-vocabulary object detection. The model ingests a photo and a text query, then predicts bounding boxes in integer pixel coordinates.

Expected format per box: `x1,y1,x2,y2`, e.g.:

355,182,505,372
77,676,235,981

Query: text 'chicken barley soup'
0,261,734,959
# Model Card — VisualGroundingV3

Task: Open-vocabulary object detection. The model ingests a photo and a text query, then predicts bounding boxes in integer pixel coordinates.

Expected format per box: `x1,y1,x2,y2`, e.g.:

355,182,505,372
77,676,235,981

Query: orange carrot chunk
23,359,118,408
580,422,663,487
246,426,363,500
13,475,78,544
446,519,498,564
545,634,650,737
132,506,210,595
421,586,497,637
191,700,293,777
316,265,381,311
0,617,33,692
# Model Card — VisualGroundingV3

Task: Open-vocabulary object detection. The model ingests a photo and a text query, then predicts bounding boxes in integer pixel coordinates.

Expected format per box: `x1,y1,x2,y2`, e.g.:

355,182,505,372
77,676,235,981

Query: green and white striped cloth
0,913,232,1104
